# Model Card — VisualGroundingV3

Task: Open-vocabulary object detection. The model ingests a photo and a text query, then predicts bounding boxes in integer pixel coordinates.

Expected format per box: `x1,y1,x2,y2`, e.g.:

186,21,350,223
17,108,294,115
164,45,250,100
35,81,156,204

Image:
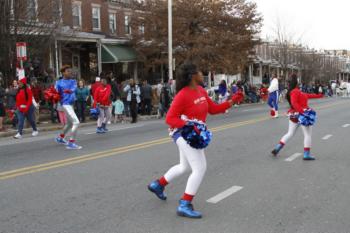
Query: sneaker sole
147,185,167,201
176,211,202,219
66,147,82,150
303,157,316,161
271,150,279,156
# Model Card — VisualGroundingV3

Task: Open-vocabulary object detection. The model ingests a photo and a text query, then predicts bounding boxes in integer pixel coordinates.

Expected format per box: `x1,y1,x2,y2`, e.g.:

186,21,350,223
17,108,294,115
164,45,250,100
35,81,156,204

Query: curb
0,115,159,138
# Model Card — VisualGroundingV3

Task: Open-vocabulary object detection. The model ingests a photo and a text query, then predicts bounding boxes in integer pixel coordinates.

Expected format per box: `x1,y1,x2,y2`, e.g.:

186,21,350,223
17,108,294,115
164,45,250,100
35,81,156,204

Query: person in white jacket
268,74,279,118
124,79,141,123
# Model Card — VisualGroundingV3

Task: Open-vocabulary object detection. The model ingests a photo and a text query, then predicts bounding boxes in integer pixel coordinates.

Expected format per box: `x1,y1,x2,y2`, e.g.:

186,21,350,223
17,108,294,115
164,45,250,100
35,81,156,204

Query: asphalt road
0,97,349,233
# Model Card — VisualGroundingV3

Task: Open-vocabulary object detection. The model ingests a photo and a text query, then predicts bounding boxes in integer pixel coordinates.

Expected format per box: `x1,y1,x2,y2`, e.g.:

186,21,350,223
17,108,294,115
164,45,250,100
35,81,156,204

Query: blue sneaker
303,150,315,160
148,180,167,200
102,123,109,132
177,200,202,219
55,137,67,145
66,142,82,150
96,127,105,134
271,143,284,156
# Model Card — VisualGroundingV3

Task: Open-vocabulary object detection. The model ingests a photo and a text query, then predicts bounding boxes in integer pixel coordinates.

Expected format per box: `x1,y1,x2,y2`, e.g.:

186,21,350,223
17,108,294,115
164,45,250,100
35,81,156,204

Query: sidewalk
0,115,159,138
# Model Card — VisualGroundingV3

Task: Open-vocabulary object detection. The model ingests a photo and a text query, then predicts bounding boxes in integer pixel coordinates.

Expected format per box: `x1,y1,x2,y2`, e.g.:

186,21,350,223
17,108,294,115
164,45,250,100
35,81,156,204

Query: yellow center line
0,100,348,180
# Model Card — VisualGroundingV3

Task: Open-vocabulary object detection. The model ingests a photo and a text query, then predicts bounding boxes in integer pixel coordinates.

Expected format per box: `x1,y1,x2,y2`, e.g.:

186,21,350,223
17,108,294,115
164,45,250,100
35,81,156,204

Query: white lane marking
285,153,302,162
322,134,333,140
342,124,350,128
85,124,144,135
207,186,243,204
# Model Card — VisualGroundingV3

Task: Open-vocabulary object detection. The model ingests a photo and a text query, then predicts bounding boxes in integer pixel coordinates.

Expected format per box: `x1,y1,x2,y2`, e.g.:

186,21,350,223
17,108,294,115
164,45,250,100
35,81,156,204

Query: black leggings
130,101,138,123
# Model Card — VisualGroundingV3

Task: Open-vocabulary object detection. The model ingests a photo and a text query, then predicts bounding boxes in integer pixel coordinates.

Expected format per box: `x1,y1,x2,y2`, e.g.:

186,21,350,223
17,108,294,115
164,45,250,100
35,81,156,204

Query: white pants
164,137,207,196
62,105,80,140
280,120,312,148
97,106,112,127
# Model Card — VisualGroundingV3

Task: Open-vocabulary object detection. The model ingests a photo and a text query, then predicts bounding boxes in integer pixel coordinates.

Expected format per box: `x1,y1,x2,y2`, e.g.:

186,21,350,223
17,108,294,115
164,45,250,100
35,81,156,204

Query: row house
56,0,140,81
250,41,350,85
13,0,141,82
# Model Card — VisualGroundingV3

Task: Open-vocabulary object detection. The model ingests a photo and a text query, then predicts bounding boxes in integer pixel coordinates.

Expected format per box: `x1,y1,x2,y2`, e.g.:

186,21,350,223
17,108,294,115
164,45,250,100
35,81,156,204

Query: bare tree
0,0,62,84
131,0,262,77
270,17,305,83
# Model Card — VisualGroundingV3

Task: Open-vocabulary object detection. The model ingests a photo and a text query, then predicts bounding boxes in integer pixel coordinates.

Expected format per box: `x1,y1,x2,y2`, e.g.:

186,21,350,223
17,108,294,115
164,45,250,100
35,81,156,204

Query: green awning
101,44,138,63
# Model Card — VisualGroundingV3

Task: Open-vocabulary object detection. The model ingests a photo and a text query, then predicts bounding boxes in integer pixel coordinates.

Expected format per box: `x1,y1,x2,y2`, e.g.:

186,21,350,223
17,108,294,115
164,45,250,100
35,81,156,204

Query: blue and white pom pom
181,120,212,149
90,108,100,120
298,109,317,126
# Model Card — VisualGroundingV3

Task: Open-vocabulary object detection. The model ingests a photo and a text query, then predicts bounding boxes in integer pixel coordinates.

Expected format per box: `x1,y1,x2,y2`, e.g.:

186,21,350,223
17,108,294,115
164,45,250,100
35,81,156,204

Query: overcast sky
253,0,350,50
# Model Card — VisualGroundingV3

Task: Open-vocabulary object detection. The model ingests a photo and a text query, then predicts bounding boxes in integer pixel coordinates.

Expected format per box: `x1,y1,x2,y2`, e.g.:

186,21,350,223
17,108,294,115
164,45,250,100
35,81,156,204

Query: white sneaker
32,131,39,137
274,111,279,118
14,133,22,139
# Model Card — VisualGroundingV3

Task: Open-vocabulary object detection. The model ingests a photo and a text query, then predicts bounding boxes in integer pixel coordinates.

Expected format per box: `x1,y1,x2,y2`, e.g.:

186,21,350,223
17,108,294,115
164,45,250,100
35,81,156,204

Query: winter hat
96,77,101,82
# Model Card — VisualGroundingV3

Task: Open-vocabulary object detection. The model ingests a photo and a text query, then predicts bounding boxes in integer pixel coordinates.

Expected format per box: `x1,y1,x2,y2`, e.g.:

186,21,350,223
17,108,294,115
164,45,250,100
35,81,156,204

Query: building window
92,6,101,31
27,0,38,20
109,13,117,34
72,2,82,28
138,23,145,35
124,15,131,35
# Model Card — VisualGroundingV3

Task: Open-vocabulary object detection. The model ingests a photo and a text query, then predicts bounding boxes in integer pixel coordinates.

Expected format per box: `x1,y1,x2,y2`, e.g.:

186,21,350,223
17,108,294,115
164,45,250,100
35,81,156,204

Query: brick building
56,0,139,82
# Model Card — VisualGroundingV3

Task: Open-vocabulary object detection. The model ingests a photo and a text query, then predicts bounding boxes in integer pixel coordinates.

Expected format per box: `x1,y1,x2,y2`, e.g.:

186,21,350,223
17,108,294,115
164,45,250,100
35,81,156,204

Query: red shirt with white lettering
166,86,231,129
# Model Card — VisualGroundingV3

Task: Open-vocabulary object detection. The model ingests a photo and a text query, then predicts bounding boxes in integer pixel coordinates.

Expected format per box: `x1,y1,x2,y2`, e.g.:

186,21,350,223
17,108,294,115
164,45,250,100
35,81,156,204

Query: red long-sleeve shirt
16,87,33,113
166,86,231,129
93,84,112,107
290,88,323,114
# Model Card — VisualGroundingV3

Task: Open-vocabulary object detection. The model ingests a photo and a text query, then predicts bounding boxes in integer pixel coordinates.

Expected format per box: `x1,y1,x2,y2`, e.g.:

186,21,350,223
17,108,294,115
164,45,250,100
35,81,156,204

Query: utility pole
168,0,173,81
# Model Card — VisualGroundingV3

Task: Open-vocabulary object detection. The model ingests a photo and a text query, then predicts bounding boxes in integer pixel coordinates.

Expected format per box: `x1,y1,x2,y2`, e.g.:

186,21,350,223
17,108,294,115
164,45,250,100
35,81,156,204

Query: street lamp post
168,0,173,81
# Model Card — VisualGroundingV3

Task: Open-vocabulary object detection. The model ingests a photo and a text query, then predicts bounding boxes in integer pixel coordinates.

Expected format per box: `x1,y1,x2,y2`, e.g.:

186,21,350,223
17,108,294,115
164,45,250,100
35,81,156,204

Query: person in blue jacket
55,65,82,149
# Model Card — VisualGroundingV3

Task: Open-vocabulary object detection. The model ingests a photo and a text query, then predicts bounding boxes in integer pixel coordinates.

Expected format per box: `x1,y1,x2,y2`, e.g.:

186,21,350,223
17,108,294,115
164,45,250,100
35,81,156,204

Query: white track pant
62,105,80,141
164,137,207,196
280,120,312,148
97,106,111,127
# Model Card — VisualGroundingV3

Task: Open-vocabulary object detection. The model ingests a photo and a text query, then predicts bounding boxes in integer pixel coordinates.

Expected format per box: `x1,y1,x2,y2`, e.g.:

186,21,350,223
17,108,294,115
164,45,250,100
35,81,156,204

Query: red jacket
166,86,230,129
16,87,33,113
93,84,112,107
290,88,323,114
91,82,102,97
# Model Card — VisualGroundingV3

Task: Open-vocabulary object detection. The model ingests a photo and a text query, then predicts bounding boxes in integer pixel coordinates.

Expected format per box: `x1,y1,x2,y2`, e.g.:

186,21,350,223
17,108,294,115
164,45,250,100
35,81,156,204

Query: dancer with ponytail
271,74,323,160
147,63,243,219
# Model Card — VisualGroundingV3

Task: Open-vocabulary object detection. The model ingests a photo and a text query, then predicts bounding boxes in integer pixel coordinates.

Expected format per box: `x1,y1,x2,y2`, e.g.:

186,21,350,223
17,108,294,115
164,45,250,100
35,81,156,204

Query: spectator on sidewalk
91,77,102,101
121,81,130,117
14,77,38,139
218,79,228,103
141,80,152,115
110,77,120,119
31,78,42,124
75,80,89,123
112,96,125,123
0,79,5,131
94,78,112,133
5,80,19,129
158,82,171,118
124,79,141,123
231,81,238,94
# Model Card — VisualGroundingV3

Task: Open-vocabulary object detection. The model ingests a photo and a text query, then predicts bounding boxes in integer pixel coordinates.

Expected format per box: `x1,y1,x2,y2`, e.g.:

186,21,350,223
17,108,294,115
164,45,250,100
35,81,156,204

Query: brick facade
62,0,132,39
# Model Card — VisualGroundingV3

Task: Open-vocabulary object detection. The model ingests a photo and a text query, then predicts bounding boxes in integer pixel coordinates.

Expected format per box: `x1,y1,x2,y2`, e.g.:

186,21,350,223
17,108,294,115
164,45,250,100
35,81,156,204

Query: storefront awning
101,44,138,63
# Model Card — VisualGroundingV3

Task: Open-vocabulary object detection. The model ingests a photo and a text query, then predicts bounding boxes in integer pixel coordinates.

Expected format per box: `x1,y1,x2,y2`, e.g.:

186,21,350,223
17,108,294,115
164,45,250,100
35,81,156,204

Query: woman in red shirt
93,78,112,133
147,63,241,219
14,77,38,139
271,74,323,160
